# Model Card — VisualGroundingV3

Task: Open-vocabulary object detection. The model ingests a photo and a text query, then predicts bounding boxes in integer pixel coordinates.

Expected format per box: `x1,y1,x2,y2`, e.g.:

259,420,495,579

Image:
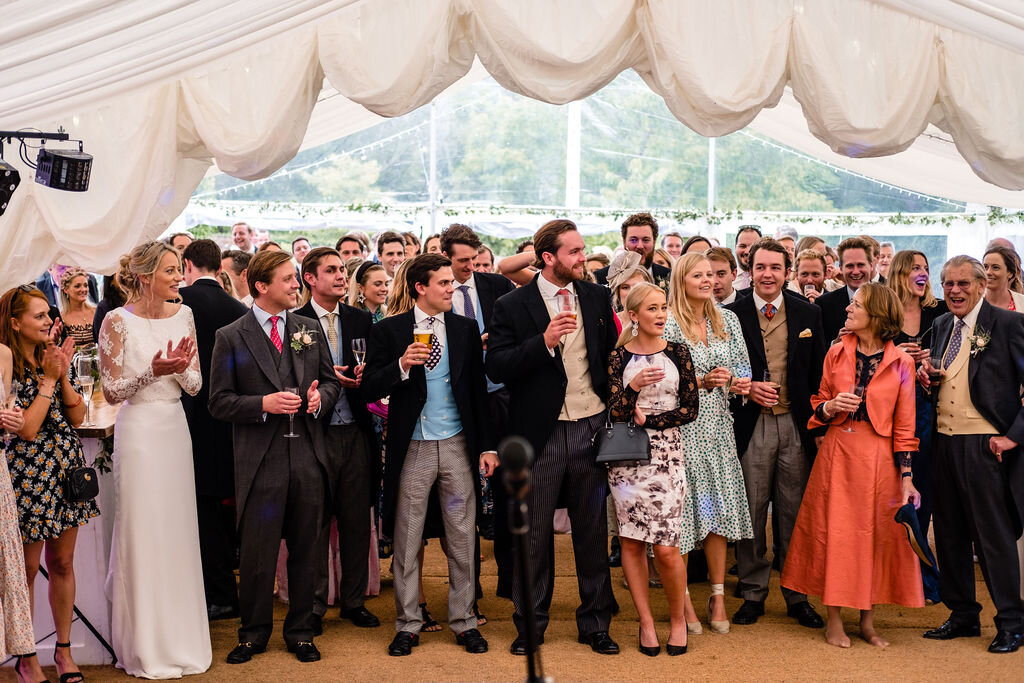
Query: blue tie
944,319,965,369
459,285,476,321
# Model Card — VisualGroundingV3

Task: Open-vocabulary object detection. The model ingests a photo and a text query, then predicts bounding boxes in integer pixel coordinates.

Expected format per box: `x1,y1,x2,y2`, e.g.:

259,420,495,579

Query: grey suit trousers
393,434,477,634
736,411,810,605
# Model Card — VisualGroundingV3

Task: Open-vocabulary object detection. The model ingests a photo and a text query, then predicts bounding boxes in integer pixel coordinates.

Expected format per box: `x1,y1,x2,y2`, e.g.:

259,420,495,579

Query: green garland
190,199,990,229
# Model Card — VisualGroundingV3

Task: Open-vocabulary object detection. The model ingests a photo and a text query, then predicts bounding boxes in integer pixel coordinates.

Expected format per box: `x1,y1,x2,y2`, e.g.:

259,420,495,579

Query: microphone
499,435,533,499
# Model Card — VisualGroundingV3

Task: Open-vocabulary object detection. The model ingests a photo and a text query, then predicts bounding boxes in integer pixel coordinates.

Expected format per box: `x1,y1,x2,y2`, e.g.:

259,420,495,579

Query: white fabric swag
2,0,1024,290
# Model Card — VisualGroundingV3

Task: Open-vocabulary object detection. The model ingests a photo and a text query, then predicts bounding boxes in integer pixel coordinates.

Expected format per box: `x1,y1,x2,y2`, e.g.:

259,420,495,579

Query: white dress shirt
452,274,481,320
399,305,448,381
752,291,784,317
536,273,577,355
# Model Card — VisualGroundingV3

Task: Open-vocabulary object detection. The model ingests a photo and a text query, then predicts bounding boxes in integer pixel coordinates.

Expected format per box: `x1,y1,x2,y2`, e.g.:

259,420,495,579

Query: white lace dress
99,306,211,679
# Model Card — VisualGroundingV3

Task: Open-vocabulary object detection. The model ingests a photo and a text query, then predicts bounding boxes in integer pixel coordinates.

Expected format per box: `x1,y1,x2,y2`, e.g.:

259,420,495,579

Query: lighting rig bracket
0,128,93,212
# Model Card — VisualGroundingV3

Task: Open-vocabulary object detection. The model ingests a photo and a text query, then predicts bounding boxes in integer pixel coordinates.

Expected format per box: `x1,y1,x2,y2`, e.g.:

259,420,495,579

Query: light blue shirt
309,299,355,426
252,303,286,344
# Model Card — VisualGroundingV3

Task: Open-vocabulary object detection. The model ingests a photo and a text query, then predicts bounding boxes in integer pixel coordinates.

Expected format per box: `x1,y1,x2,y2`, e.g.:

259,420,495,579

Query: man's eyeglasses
941,280,976,290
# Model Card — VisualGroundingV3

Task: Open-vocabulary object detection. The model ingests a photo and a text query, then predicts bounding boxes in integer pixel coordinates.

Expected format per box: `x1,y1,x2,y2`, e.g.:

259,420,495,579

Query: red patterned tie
762,303,775,321
269,315,283,353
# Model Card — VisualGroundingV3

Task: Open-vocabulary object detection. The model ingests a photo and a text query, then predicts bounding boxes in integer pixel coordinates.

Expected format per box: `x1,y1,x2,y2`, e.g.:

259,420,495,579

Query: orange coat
808,334,919,452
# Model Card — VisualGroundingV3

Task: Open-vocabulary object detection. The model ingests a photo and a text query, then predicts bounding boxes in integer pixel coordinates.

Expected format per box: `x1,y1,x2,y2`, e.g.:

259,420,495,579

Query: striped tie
269,315,283,353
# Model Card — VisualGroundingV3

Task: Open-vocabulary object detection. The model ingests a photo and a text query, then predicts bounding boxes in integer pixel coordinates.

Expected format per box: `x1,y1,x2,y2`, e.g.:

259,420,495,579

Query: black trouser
315,424,372,614
933,433,1024,632
486,388,516,598
196,495,238,609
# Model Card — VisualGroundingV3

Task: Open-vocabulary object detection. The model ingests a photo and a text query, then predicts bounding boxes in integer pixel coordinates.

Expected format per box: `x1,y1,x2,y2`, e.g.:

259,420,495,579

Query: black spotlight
35,147,92,192
0,160,21,216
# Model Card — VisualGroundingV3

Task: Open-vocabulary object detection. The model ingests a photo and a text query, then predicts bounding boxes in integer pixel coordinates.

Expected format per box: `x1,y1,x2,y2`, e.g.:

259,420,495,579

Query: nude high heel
685,588,703,634
707,584,730,634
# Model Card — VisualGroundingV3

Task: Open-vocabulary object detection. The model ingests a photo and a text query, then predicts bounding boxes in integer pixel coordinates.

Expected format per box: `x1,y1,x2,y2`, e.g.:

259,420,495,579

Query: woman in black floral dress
0,285,98,683
607,283,699,656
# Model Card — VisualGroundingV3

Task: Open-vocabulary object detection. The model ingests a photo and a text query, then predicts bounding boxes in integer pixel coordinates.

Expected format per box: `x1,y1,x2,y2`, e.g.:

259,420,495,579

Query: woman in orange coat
782,283,923,648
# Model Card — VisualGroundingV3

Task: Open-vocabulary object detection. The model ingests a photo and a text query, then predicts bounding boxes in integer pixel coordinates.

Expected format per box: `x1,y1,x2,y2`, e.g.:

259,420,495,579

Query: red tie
762,303,775,321
269,315,283,353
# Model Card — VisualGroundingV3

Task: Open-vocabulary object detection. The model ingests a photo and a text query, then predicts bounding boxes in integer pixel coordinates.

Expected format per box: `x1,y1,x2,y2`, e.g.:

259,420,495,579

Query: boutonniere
655,275,670,294
290,324,317,354
968,326,991,357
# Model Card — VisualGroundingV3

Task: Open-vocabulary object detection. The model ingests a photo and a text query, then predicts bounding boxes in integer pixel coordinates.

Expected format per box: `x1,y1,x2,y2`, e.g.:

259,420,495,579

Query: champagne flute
283,386,300,438
842,384,865,433
351,338,367,366
75,354,95,427
643,355,662,411
0,369,11,447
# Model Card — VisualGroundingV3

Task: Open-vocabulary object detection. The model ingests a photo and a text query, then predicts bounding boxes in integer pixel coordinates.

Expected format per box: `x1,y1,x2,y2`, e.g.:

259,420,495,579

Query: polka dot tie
425,317,442,371
761,303,776,321
943,319,965,369
269,315,283,353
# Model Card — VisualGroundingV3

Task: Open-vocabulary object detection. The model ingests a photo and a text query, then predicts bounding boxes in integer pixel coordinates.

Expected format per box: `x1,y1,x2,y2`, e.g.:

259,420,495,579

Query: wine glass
351,338,367,366
928,350,944,391
283,386,300,438
0,368,12,447
75,354,95,427
643,355,662,411
842,384,865,433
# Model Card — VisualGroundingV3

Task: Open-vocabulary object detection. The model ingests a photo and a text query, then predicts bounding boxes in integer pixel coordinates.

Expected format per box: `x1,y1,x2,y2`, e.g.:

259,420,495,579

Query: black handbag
594,412,651,465
60,458,99,503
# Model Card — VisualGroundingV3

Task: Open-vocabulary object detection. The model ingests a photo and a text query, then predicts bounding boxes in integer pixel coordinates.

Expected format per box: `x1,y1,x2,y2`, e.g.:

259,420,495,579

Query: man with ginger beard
814,236,876,343
487,219,620,656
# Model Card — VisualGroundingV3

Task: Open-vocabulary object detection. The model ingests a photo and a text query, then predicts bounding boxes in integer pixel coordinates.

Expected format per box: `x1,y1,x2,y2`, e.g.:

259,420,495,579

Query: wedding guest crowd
2,215,1022,682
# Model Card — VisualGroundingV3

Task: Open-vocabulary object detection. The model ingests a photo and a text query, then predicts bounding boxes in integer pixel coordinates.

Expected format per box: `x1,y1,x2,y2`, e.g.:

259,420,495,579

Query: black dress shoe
311,614,323,637
509,635,543,655
340,605,381,628
388,631,420,656
287,641,321,663
207,604,239,621
608,537,622,568
456,628,488,653
226,641,266,664
733,600,765,625
988,630,1023,653
923,619,981,640
787,602,824,628
578,631,620,654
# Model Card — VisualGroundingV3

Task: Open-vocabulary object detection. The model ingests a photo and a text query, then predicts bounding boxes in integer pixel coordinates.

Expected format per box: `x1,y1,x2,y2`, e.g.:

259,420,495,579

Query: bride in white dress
99,242,211,679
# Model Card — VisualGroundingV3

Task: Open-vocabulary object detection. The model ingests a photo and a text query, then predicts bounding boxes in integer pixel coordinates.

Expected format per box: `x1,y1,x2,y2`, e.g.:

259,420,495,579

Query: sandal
54,642,84,683
16,652,50,683
472,602,488,626
419,603,443,632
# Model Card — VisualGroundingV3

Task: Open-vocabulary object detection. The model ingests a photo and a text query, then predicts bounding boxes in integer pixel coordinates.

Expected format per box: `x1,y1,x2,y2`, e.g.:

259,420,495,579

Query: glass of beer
414,321,433,349
556,290,577,319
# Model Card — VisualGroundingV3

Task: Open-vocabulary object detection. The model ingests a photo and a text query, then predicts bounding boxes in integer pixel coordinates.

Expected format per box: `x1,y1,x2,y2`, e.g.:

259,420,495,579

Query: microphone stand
506,473,552,683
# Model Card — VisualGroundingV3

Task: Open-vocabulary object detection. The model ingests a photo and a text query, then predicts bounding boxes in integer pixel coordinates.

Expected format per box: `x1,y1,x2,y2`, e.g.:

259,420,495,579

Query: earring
631,320,639,337
357,291,365,305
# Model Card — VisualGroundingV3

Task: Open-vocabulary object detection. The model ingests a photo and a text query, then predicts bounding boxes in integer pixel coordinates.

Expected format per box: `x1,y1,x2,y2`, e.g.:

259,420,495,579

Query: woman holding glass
887,250,947,603
782,283,923,648
607,283,699,655
0,285,96,683
663,253,753,634
99,241,209,677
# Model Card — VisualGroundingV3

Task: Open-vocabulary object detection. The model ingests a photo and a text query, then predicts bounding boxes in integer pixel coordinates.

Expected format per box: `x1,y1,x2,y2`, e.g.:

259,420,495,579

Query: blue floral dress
7,364,99,543
663,310,754,553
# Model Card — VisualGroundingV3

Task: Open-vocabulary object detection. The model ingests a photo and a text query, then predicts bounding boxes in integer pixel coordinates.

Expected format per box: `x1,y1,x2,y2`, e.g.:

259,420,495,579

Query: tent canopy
2,0,1024,289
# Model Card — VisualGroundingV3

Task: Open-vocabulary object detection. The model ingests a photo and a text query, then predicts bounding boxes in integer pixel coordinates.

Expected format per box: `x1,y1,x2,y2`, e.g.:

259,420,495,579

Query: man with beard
593,213,671,287
814,236,876,342
733,225,762,291
487,219,620,656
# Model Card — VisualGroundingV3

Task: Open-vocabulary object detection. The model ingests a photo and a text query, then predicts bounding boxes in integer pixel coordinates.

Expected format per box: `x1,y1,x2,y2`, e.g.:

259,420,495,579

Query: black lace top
607,342,700,430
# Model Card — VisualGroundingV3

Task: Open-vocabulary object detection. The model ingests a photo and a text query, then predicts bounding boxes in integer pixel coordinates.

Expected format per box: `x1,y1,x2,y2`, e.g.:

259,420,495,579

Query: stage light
0,160,21,216
35,146,92,192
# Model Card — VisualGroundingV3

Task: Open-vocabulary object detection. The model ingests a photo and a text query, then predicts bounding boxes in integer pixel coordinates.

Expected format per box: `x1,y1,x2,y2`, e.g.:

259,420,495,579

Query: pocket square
799,328,813,338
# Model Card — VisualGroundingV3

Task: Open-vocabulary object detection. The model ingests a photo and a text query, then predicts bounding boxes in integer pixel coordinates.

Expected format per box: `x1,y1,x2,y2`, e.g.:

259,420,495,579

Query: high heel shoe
637,626,660,657
684,588,702,634
666,642,688,656
15,652,50,683
707,584,730,634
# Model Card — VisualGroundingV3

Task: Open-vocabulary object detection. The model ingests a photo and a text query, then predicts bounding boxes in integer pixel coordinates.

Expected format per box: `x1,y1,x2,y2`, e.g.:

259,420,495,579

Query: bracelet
901,472,913,479
64,394,83,408
38,393,53,401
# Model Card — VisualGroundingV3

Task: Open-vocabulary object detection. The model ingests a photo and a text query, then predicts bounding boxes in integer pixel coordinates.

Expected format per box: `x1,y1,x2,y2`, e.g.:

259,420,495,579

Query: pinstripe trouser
512,413,615,639
393,434,477,634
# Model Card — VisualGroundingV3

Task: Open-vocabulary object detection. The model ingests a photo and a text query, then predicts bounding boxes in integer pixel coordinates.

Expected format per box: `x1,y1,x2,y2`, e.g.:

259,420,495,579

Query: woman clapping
606,283,699,655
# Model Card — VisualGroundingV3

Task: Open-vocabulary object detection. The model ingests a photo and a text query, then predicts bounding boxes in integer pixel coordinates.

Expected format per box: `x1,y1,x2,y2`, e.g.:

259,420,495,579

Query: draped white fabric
2,0,1024,289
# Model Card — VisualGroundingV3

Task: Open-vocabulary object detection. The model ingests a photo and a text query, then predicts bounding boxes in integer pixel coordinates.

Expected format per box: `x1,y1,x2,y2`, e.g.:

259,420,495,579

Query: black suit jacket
931,300,1024,526
815,286,851,343
362,310,492,535
593,261,671,287
486,275,618,457
727,290,826,460
180,279,249,498
471,272,516,330
294,300,379,501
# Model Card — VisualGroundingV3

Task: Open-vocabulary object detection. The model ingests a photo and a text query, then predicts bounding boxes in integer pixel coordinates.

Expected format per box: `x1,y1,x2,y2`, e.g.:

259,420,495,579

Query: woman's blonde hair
887,250,938,309
615,283,666,348
347,261,386,312
117,241,181,304
58,267,93,314
668,253,726,341
385,260,415,317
